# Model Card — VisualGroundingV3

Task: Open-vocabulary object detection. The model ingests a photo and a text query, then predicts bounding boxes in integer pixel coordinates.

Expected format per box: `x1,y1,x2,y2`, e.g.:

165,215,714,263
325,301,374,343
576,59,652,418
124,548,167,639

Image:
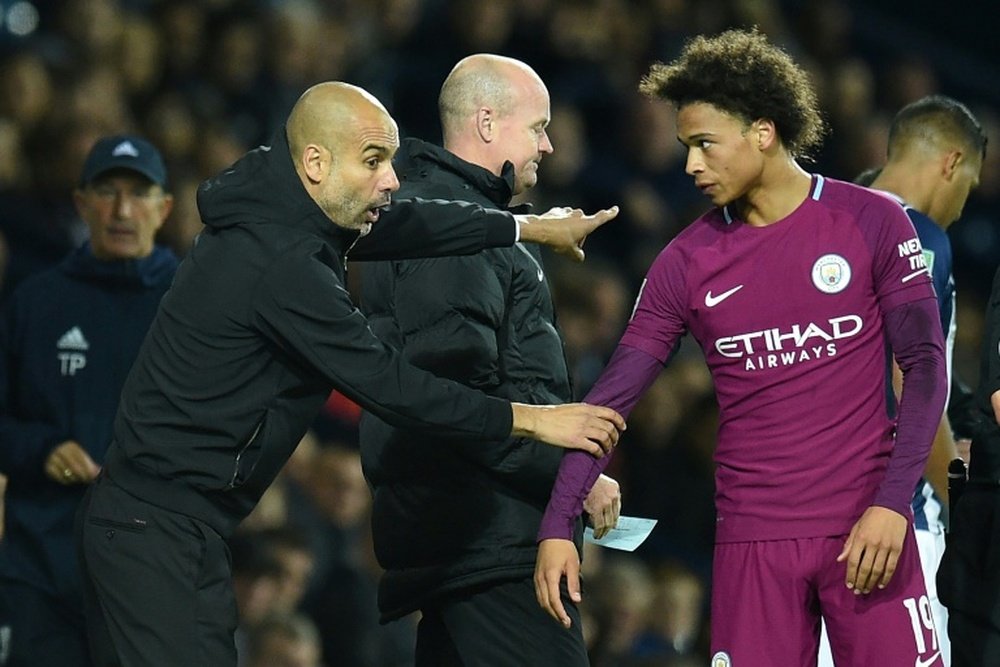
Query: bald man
75,82,624,667
358,55,613,666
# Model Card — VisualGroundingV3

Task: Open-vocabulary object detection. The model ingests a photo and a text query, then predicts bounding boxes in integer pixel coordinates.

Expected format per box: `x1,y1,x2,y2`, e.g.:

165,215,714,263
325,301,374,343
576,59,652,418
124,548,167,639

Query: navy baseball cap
79,135,168,188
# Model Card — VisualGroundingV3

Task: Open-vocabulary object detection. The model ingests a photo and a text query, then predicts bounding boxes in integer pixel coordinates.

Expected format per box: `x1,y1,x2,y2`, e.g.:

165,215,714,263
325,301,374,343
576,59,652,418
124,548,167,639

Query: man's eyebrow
361,143,392,155
678,132,713,144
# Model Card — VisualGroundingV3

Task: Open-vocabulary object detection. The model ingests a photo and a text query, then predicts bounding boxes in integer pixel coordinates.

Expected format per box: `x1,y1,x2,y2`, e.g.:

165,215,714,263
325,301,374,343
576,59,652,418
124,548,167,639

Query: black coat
359,138,583,621
104,129,521,538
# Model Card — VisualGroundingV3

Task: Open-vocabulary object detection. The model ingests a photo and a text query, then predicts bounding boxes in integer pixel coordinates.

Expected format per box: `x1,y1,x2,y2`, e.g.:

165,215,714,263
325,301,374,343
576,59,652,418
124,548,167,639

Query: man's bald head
437,55,552,195
438,54,545,144
287,82,395,161
286,81,400,230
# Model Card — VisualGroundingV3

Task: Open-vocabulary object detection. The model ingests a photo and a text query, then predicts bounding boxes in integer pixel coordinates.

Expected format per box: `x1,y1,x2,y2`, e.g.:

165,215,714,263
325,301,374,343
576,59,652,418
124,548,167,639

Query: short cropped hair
640,28,826,159
887,95,987,160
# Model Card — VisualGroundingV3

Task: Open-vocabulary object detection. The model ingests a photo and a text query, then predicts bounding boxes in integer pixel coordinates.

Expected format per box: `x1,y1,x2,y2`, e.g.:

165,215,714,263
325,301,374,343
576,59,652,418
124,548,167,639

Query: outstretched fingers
590,205,619,229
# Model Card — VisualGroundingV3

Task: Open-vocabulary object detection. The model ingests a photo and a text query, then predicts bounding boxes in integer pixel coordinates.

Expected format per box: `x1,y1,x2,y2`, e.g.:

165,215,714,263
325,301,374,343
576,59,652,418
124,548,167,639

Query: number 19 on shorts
903,595,939,657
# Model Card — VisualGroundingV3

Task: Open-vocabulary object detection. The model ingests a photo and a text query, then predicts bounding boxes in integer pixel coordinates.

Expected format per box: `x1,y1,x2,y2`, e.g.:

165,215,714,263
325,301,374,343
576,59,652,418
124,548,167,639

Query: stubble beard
320,192,366,231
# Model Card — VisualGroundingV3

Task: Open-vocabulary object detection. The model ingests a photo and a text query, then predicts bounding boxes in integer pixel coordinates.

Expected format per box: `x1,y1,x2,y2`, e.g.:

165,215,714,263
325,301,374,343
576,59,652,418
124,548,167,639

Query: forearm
874,298,948,514
538,344,664,541
511,402,542,438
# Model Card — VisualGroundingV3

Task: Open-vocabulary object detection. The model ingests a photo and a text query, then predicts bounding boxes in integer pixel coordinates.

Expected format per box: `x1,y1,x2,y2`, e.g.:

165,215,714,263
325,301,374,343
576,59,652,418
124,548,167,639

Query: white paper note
583,516,657,552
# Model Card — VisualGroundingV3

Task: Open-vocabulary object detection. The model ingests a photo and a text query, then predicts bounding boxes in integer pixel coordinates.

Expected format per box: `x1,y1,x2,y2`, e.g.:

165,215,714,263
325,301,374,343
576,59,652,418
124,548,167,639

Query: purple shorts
710,526,943,666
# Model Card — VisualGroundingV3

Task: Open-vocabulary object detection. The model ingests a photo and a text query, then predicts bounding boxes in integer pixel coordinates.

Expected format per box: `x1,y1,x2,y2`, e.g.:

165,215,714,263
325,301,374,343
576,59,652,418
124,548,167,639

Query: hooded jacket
359,138,583,621
0,243,178,604
103,129,522,538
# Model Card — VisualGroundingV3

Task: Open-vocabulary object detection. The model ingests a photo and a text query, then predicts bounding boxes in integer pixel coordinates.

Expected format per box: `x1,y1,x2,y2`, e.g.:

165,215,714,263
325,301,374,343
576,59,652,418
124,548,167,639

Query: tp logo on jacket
56,326,89,376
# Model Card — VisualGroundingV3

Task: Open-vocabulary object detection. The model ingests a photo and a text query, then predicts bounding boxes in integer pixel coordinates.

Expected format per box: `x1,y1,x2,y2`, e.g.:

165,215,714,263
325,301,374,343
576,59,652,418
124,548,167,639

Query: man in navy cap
0,135,177,667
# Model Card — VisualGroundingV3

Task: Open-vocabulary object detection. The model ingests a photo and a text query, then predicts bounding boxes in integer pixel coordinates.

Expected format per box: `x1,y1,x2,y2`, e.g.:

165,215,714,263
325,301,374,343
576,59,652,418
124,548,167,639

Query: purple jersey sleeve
537,344,665,541
618,247,690,362
861,195,946,514
874,297,948,514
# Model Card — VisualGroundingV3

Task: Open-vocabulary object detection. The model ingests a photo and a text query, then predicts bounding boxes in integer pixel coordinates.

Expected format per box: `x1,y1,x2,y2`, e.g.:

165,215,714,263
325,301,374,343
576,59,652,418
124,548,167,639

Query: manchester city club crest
712,650,732,667
811,254,851,294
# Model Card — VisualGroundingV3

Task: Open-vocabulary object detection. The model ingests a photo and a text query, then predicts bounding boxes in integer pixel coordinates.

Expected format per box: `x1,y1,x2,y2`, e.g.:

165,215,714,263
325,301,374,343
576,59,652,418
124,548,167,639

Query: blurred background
0,0,996,665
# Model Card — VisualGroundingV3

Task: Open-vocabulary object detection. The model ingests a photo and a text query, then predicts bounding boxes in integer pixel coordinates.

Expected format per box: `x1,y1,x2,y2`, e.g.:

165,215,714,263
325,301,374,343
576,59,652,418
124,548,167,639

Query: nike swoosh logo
902,268,929,283
915,650,941,667
705,285,744,307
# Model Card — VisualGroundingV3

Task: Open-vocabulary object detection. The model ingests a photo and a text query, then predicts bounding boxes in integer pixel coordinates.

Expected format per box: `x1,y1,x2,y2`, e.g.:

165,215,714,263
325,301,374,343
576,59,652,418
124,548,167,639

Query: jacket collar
62,243,178,288
197,126,361,252
399,138,516,208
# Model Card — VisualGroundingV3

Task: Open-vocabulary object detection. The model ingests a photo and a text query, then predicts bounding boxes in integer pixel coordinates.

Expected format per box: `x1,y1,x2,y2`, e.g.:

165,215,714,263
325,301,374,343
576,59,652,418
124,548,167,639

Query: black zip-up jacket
969,265,1000,482
104,129,523,538
359,138,583,621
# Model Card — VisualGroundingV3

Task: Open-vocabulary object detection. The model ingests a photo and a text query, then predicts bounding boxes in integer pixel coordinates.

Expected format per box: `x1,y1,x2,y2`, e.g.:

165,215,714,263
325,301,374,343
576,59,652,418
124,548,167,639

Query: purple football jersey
619,176,936,542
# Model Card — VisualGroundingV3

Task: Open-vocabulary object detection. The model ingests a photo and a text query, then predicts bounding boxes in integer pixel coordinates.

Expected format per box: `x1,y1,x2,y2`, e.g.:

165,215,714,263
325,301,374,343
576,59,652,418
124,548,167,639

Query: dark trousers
76,476,238,667
939,486,1000,667
414,577,589,667
949,609,1000,667
0,581,90,667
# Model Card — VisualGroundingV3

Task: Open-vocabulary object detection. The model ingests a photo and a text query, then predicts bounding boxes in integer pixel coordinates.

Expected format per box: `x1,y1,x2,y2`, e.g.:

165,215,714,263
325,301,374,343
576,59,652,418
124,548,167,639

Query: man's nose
540,130,554,155
382,165,400,193
685,150,704,175
114,192,134,217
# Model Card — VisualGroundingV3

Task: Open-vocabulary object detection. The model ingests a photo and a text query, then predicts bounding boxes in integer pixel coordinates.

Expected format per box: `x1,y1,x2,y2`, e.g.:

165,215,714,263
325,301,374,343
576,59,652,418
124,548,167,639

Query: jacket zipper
343,223,371,272
228,418,264,489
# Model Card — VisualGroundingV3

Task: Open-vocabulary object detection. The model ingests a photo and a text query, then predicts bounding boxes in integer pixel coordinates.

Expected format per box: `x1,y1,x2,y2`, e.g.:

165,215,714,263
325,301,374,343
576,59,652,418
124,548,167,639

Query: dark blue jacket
0,243,178,604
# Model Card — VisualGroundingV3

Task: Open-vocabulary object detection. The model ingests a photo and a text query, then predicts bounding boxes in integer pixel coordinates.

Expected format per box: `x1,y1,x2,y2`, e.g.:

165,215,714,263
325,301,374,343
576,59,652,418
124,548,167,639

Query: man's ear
755,118,777,151
943,150,963,181
301,144,327,184
476,107,495,143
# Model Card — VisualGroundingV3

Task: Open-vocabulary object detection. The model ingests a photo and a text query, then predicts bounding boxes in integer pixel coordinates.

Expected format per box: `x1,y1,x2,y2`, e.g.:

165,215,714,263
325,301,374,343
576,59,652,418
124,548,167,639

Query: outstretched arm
351,200,617,262
516,206,619,261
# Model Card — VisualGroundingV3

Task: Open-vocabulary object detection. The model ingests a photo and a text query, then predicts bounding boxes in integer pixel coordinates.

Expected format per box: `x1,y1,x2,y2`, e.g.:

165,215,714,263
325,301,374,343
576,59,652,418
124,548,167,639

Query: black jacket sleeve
977,266,1000,415
968,266,1000,481
349,198,516,261
252,245,512,442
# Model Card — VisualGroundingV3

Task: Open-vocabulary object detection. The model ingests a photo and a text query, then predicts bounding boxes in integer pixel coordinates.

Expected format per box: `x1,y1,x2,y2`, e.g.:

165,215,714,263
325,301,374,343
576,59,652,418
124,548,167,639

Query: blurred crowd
0,0,996,665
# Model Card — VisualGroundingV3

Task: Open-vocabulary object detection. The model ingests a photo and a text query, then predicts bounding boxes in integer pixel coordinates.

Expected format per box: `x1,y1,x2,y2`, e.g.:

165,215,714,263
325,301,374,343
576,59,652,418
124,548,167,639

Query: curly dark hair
640,28,826,159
